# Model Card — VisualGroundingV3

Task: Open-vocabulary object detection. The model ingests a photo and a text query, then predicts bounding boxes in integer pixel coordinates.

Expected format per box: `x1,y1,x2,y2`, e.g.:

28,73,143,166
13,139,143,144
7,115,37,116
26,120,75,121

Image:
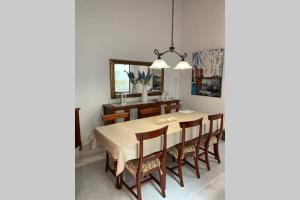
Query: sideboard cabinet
103,99,180,120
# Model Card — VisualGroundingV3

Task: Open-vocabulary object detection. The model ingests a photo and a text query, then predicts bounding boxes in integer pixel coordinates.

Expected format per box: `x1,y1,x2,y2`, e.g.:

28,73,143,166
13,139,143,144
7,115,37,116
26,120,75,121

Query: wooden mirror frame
110,59,164,99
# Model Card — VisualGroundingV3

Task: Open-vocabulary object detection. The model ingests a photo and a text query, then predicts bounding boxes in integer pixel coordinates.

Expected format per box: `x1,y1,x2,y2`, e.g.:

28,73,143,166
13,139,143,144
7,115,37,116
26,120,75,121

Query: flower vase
141,85,148,103
132,84,137,94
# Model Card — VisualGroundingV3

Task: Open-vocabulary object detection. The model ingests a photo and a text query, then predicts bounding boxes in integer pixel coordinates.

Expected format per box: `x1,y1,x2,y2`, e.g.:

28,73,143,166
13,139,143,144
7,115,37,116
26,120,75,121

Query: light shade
174,60,192,69
149,58,170,69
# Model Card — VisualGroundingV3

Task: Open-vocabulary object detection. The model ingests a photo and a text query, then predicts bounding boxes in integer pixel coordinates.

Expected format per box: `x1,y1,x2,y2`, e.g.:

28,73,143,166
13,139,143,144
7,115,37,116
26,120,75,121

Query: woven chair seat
167,143,196,159
125,158,161,177
201,134,218,146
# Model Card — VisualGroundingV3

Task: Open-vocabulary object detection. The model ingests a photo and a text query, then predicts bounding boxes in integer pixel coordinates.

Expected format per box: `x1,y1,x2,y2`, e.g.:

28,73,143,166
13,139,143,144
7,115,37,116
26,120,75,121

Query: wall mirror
110,59,164,99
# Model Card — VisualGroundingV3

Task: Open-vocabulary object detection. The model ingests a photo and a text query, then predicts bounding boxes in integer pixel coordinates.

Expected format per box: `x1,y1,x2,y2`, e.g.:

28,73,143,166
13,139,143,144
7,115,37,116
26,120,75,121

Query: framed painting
191,48,224,97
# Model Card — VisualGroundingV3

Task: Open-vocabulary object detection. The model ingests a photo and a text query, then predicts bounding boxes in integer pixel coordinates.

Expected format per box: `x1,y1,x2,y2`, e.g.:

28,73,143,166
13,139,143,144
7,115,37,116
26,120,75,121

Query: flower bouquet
137,70,153,86
127,71,139,93
137,70,153,102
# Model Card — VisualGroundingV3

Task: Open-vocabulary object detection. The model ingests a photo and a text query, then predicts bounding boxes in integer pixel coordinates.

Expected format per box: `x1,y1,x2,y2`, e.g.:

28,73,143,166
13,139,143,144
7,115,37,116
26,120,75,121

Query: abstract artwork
191,48,224,97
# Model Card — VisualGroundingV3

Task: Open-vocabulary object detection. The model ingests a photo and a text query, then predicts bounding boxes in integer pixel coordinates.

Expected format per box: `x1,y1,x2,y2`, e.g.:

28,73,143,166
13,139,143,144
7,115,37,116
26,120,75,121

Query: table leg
114,160,120,189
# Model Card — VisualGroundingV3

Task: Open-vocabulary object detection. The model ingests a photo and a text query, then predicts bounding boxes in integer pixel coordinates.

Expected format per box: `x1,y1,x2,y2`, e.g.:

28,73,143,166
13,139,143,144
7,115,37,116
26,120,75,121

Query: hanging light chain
171,0,174,48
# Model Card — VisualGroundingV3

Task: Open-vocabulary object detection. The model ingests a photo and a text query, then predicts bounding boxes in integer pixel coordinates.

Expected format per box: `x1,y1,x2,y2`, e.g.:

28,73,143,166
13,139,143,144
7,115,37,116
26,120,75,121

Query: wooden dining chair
198,113,224,171
102,112,129,188
102,112,129,125
138,107,161,119
122,126,168,200
164,104,181,114
166,118,203,187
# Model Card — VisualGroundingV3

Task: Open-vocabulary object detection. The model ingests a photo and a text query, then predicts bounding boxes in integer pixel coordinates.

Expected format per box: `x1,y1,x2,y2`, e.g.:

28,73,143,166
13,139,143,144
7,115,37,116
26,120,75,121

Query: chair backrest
164,104,181,114
135,126,168,175
206,113,224,144
102,112,129,125
177,118,203,158
138,107,161,119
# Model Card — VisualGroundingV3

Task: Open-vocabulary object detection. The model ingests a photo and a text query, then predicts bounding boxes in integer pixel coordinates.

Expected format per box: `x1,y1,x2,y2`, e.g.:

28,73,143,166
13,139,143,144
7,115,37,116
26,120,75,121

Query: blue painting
191,48,224,97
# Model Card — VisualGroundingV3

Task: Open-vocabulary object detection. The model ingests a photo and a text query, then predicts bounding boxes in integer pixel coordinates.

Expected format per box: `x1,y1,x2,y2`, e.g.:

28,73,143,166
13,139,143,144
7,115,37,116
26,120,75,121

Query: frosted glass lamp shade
174,60,192,69
149,58,170,69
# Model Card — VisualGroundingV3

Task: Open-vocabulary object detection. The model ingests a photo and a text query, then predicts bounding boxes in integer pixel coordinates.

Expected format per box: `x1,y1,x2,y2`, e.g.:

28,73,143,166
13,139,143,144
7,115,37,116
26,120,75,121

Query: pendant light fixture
150,0,192,70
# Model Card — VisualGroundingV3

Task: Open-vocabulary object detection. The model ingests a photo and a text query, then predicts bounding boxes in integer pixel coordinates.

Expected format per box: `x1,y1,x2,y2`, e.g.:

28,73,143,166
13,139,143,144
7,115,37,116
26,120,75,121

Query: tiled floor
76,141,225,200
76,148,105,168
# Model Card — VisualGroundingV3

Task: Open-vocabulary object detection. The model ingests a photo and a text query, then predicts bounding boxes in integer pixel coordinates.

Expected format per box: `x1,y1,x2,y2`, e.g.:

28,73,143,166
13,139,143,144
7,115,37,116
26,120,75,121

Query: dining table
94,111,221,177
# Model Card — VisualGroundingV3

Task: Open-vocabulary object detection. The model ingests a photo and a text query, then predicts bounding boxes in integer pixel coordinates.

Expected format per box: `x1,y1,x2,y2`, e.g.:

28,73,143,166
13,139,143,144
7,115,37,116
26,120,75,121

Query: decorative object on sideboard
138,70,153,103
191,48,224,98
141,86,148,103
161,91,170,101
150,0,192,70
120,92,127,105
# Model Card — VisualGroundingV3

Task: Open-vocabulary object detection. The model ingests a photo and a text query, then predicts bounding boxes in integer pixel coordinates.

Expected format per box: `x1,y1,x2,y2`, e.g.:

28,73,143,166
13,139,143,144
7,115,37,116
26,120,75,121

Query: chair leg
105,151,109,172
136,174,142,200
193,154,200,178
159,171,166,198
205,147,211,171
177,158,184,187
214,143,221,163
172,157,176,162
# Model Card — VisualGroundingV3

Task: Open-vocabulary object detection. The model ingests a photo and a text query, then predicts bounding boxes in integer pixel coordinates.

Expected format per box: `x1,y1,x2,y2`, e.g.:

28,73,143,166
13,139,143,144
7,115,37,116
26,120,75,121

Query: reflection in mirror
114,64,130,93
110,59,164,99
115,64,163,93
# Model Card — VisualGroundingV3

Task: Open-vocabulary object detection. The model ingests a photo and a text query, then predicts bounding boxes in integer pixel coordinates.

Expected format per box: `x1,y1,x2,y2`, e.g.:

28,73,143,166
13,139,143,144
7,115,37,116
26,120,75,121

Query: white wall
76,0,182,144
179,0,225,114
